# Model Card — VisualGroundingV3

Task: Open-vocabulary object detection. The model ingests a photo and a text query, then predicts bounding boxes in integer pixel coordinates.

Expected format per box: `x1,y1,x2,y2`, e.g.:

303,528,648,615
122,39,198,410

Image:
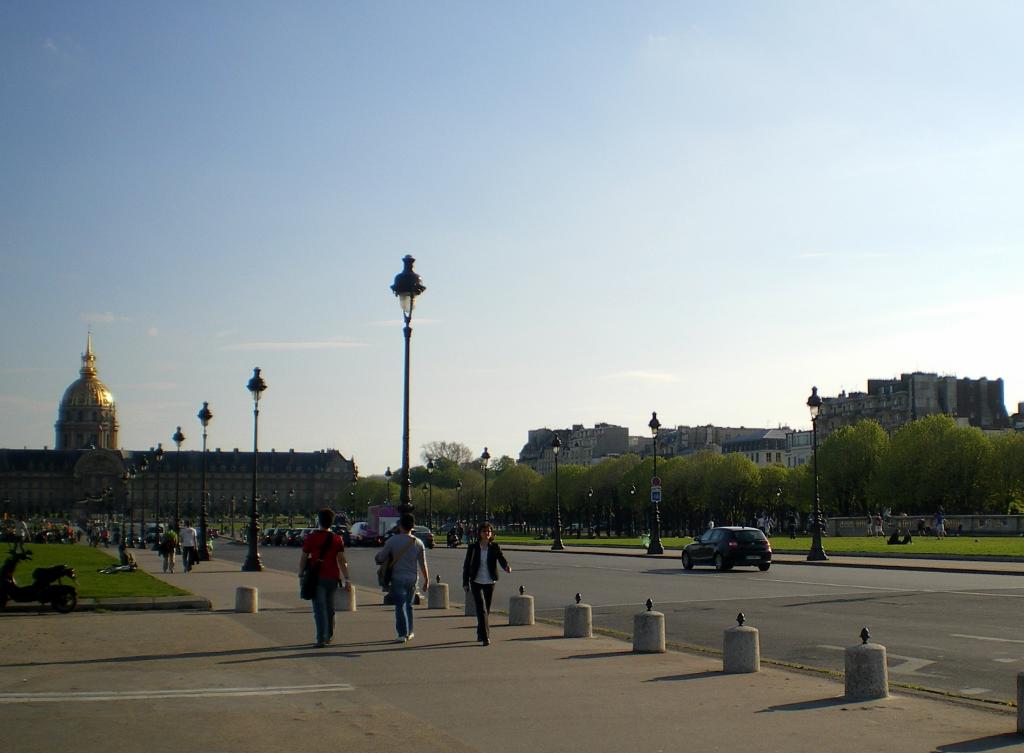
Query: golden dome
60,333,115,408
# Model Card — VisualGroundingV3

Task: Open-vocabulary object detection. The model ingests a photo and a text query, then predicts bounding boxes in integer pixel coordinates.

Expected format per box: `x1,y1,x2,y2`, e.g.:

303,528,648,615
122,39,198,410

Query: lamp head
807,386,822,419
649,411,661,436
551,433,561,456
247,367,267,402
197,401,213,428
391,254,426,318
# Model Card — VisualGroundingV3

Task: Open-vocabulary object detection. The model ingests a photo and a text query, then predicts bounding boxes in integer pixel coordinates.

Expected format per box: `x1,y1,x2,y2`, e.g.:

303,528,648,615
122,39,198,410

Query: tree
817,420,889,516
875,414,993,514
420,441,474,467
991,432,1024,513
705,453,759,524
489,463,540,527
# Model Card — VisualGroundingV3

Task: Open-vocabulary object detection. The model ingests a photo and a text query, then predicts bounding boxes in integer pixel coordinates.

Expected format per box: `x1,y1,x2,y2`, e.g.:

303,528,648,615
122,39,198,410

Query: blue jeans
391,578,416,638
312,577,339,644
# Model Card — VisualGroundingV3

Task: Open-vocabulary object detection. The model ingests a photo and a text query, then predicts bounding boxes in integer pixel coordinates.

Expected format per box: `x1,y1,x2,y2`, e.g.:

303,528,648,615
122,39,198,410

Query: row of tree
346,417,1024,535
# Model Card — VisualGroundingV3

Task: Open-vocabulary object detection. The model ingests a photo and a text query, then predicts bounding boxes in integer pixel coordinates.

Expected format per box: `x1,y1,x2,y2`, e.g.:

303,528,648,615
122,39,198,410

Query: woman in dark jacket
462,522,511,646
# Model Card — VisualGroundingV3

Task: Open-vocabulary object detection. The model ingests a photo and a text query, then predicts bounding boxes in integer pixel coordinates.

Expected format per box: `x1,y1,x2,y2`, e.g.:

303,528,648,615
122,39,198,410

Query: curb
499,544,1023,576
2,596,211,613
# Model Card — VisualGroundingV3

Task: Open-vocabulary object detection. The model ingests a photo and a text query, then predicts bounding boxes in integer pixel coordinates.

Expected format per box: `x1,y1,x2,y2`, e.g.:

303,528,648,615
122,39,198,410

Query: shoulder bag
300,532,335,600
377,535,418,590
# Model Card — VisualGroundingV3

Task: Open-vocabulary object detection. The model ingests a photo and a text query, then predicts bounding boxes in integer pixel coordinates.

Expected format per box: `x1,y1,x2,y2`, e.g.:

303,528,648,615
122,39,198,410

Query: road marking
0,684,354,704
951,633,1024,644
960,687,992,695
816,646,936,675
994,658,1017,663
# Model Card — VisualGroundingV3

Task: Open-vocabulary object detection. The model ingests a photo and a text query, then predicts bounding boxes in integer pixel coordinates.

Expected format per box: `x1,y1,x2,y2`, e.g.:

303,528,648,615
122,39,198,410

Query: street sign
651,476,662,487
650,487,662,504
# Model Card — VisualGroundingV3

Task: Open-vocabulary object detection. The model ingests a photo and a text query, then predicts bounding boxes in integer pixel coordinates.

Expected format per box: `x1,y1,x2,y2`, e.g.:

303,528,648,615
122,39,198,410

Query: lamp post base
807,545,829,562
551,536,565,551
241,555,263,572
646,539,665,556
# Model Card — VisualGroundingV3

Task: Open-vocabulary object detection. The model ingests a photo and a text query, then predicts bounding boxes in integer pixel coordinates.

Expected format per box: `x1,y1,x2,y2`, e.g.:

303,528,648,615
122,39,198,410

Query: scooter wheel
51,587,77,614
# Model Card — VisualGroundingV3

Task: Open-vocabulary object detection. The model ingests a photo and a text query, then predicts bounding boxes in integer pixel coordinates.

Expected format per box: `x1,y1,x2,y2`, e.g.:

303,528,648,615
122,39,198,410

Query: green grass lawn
4,543,189,599
495,533,1024,558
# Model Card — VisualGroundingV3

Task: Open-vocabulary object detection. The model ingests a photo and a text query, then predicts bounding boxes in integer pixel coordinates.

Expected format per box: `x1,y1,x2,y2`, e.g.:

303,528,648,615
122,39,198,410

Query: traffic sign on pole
650,487,662,504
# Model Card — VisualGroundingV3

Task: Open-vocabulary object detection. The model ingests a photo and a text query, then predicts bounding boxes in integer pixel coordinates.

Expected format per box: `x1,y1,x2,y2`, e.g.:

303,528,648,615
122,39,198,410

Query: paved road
222,542,1024,704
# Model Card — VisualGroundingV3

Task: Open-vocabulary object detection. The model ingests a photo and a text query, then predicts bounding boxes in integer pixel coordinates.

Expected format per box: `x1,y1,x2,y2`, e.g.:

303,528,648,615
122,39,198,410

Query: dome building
54,333,119,450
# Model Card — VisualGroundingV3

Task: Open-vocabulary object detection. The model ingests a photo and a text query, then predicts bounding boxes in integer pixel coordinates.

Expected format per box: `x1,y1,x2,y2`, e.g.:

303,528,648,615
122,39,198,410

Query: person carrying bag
374,513,429,643
298,508,351,648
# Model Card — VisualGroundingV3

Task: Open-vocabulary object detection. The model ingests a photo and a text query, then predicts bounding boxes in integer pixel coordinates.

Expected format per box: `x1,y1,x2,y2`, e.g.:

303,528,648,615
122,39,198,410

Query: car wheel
714,553,732,572
758,563,771,572
682,552,693,570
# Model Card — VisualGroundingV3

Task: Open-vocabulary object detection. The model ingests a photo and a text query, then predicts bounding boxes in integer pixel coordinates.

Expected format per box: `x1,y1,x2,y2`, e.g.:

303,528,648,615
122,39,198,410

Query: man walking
179,520,198,572
374,513,429,643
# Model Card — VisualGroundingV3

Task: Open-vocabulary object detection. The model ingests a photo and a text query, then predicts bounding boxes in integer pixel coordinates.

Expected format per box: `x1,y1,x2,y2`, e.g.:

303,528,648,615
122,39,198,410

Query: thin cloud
79,312,131,324
223,339,367,352
601,370,680,384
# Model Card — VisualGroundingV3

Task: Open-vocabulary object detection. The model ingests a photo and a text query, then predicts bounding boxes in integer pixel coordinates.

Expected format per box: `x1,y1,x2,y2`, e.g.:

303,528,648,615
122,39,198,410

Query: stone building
818,372,1010,438
721,428,789,467
0,336,356,520
519,423,629,474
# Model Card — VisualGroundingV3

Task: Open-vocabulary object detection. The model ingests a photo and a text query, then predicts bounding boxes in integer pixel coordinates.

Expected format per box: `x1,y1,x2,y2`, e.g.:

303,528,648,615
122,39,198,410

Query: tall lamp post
646,411,665,555
481,447,490,523
243,367,267,572
172,426,185,535
456,480,463,537
136,455,149,548
197,401,213,561
425,458,434,530
385,466,392,503
151,444,164,550
551,434,564,551
806,386,828,561
391,254,426,515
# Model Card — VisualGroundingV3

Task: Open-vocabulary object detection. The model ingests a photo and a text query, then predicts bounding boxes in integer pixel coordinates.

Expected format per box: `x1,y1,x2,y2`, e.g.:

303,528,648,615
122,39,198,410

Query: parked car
384,524,434,549
681,527,772,572
261,527,279,545
331,524,351,548
349,522,383,547
284,528,304,546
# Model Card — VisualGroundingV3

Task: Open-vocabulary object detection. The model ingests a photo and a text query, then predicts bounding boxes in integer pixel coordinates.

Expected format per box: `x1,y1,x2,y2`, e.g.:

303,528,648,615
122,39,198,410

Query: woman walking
298,508,351,648
462,522,511,646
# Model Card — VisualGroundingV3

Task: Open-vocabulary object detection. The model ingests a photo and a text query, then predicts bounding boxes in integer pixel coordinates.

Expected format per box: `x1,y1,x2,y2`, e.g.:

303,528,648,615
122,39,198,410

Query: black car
681,526,772,572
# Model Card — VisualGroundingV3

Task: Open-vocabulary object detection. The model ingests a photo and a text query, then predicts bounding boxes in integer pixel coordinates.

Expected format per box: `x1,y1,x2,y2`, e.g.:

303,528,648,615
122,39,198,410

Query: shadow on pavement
647,670,722,682
0,643,313,669
934,733,1024,751
562,650,636,660
758,697,857,712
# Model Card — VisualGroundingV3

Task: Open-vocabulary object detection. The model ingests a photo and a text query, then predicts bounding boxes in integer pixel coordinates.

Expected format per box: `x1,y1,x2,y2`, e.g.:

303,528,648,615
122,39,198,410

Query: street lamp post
172,426,185,535
481,447,490,523
647,411,664,555
151,444,164,550
806,386,828,561
391,254,426,515
551,434,564,551
456,480,463,538
385,466,392,503
136,455,149,548
426,458,434,530
243,367,267,572
197,401,213,561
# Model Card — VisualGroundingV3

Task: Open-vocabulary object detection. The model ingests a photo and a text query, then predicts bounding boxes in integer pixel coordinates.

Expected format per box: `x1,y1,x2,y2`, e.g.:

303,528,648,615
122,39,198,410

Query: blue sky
2,1,1022,475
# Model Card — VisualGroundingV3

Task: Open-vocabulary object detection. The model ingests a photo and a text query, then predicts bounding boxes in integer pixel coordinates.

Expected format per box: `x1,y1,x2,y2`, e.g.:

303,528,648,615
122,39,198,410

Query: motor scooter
0,546,78,613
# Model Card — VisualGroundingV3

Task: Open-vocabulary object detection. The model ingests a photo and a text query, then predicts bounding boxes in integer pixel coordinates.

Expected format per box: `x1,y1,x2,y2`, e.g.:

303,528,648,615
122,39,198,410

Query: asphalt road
219,542,1024,704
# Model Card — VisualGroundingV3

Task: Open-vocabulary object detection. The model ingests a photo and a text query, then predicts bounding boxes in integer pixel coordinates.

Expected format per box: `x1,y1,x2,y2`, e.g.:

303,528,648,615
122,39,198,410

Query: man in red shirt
298,508,351,648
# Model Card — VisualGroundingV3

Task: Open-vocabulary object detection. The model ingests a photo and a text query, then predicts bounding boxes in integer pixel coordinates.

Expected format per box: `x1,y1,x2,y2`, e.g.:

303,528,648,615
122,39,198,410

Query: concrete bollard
1018,673,1024,734
509,585,535,626
845,627,889,700
723,613,760,673
335,585,357,612
234,586,258,614
428,576,449,610
564,593,592,638
632,599,666,653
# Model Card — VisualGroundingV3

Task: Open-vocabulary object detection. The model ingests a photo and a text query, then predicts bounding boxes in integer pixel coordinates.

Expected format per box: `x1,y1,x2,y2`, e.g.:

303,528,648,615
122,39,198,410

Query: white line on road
0,684,354,704
951,633,1024,644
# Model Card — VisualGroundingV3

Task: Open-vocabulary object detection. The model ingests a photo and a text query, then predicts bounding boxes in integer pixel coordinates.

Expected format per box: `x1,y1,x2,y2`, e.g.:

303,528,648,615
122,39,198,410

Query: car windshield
735,530,767,543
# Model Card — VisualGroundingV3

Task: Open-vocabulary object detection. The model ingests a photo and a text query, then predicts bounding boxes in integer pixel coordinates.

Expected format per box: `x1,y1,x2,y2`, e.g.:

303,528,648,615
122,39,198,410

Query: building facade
1,336,356,520
818,372,1010,438
518,423,629,474
721,428,789,467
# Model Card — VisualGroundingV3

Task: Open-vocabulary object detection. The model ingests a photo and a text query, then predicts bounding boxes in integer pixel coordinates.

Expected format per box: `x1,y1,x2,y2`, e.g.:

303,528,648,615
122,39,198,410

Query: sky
2,1,1023,476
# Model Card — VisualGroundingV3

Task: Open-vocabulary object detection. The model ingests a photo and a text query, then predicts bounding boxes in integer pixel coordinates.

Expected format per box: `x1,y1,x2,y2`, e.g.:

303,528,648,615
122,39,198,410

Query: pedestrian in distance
462,521,511,646
179,520,198,572
298,507,351,648
159,526,178,573
374,513,429,643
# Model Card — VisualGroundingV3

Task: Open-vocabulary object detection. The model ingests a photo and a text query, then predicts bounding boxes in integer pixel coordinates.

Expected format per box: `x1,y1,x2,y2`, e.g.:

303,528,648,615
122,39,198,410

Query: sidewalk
500,542,1024,576
116,546,1022,753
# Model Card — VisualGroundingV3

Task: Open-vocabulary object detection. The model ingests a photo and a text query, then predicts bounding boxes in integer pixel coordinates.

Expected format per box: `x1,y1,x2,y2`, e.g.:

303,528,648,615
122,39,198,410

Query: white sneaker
406,633,414,642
